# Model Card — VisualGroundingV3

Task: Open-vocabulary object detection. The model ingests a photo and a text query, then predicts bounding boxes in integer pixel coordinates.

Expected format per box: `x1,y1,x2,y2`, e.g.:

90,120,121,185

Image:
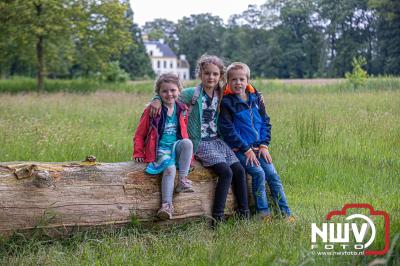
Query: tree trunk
35,3,45,92
0,160,240,237
36,35,44,92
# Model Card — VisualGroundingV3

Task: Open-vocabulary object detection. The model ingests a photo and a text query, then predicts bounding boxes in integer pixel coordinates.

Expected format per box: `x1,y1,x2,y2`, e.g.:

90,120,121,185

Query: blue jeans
235,152,291,216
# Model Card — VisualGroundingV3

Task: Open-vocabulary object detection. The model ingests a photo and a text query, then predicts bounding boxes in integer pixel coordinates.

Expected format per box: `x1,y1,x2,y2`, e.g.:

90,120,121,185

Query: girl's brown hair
195,54,226,99
154,73,183,95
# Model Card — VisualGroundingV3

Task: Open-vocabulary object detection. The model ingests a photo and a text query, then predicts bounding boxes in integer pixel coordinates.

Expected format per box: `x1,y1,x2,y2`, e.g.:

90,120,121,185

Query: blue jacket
219,89,271,152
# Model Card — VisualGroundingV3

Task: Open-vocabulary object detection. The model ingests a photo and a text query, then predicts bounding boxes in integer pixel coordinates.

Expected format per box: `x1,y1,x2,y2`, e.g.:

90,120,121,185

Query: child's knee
249,166,265,177
220,163,233,179
263,164,278,176
231,162,246,176
163,166,176,177
252,172,266,182
181,139,193,149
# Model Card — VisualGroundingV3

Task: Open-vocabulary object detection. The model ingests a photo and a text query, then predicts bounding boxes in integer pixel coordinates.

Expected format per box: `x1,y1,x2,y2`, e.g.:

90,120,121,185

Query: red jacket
133,102,189,163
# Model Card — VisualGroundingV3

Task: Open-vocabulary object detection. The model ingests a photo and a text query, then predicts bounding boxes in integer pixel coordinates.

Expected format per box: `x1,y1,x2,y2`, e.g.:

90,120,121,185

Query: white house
144,40,190,80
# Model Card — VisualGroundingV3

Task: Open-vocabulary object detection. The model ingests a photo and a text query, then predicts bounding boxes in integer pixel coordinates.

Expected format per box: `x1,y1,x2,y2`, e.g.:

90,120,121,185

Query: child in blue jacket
219,62,294,221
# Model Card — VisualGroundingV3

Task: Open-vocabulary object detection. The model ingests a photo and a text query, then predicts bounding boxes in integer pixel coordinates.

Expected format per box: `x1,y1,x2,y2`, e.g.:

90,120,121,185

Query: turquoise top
157,104,177,156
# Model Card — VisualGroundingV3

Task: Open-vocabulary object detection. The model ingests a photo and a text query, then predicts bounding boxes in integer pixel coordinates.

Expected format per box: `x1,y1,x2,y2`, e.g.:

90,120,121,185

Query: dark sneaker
211,214,226,229
236,209,251,219
157,202,173,220
176,176,194,193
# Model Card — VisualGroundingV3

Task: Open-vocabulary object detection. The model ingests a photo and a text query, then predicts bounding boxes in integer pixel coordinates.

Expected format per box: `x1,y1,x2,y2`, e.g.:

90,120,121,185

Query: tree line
1,0,399,89
144,0,399,79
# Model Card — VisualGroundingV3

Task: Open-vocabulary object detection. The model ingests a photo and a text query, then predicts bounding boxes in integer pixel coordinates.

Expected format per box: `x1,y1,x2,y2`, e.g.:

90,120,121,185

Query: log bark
0,160,239,236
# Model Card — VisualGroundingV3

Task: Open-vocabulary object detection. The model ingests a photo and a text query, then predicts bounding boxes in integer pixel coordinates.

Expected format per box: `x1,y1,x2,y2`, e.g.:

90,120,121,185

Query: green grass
252,76,400,93
0,77,155,94
0,81,399,265
1,76,400,94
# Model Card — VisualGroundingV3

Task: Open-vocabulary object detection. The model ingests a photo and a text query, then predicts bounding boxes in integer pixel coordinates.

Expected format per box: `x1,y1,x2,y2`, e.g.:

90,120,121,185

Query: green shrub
345,56,368,89
101,61,130,83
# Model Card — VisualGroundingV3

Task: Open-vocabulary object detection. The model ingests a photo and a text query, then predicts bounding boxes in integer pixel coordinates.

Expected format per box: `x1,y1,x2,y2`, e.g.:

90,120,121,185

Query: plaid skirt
195,138,239,167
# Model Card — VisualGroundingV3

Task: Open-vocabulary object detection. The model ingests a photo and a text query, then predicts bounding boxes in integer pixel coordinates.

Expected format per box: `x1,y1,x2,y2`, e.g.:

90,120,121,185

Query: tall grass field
0,79,399,265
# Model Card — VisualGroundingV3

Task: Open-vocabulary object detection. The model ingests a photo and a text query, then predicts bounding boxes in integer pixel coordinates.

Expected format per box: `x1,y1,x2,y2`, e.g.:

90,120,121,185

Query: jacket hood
223,84,256,96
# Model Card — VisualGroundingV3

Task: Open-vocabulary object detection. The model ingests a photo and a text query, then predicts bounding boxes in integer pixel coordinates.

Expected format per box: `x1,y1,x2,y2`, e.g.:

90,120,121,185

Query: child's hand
245,149,260,167
259,147,272,164
134,157,144,163
149,98,162,117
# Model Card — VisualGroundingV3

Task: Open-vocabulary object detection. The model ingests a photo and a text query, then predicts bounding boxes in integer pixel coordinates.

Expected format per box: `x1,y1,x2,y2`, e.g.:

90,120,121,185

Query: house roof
145,40,176,57
178,59,189,68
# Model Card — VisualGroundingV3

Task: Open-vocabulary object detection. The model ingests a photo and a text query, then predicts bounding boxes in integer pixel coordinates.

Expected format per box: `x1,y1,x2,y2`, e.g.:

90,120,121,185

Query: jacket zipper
244,101,259,142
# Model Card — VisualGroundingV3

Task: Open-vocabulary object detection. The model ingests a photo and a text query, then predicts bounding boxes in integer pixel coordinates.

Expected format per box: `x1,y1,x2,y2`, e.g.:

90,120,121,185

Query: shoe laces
161,202,173,211
180,176,192,185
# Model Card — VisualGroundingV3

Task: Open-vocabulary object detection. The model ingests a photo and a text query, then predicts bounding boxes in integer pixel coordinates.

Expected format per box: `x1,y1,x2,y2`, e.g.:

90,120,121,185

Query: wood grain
0,161,240,236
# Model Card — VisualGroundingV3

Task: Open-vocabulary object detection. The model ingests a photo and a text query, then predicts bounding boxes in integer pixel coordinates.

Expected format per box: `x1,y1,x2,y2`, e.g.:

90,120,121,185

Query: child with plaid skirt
149,55,250,224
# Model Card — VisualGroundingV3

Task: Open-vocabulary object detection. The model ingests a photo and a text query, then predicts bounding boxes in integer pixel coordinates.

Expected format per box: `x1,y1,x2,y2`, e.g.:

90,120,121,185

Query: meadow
0,79,399,265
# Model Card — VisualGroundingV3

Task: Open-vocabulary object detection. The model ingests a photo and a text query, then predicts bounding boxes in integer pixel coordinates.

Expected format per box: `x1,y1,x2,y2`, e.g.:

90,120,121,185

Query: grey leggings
161,139,193,204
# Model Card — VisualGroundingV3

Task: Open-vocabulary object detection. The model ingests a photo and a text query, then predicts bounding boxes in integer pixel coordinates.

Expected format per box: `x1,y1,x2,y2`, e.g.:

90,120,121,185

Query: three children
133,57,293,223
146,55,250,224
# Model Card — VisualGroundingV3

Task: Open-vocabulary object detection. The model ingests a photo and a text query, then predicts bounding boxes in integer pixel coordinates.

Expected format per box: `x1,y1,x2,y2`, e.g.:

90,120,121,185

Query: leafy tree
221,26,251,64
0,0,132,91
0,0,73,90
142,19,178,52
228,1,282,29
120,4,154,79
228,4,265,28
317,0,374,76
176,14,225,78
71,1,132,77
259,0,323,78
369,0,400,75
221,26,284,78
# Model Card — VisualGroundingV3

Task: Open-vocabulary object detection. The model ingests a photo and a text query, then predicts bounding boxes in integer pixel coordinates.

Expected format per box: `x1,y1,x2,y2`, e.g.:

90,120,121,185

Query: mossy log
0,160,241,236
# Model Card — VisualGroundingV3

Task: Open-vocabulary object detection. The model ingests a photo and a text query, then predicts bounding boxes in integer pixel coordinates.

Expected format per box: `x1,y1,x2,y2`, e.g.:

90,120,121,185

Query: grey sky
130,0,266,26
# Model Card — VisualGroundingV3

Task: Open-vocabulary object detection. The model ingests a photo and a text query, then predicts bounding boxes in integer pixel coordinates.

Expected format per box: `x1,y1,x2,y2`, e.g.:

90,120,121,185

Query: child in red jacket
133,73,194,220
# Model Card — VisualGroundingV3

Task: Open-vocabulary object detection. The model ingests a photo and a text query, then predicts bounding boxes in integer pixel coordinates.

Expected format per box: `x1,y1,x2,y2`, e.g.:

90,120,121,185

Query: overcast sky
130,0,266,26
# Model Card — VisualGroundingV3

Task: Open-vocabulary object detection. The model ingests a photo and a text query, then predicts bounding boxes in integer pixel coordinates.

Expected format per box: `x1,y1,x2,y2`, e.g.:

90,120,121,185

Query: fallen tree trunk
0,160,240,236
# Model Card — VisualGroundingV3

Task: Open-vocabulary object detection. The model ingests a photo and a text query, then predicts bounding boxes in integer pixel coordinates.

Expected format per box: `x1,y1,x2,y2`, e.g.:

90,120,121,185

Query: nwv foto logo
311,204,390,256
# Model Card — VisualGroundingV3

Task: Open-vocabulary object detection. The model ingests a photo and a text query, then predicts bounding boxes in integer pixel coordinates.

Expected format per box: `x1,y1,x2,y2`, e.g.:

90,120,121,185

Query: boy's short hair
154,73,183,95
226,62,251,81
